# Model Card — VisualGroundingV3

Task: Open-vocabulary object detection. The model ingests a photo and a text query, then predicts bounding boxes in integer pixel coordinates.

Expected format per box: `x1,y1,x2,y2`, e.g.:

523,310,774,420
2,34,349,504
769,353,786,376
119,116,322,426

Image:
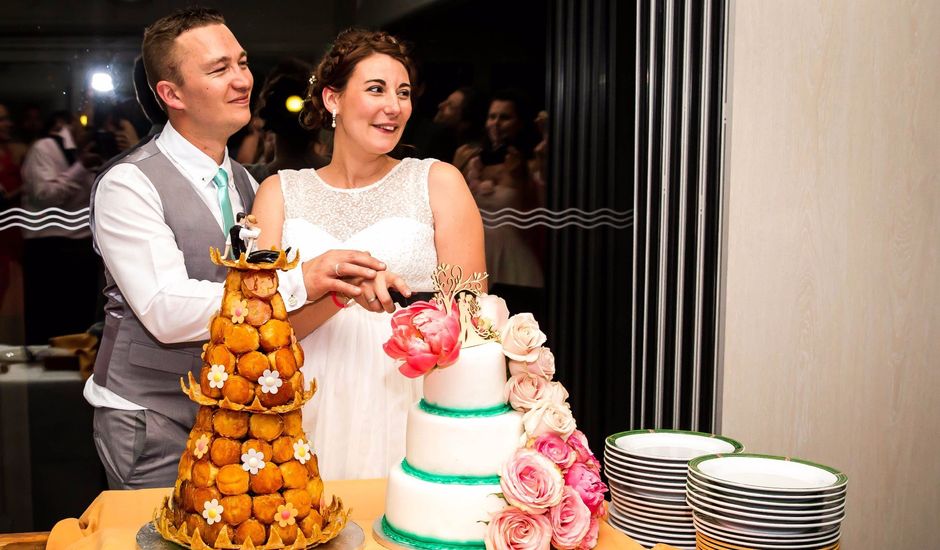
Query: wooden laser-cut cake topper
431,264,500,348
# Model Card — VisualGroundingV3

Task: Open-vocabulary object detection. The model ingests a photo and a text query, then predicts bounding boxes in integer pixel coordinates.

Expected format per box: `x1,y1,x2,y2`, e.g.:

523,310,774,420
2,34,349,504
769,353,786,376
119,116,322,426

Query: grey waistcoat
89,138,254,427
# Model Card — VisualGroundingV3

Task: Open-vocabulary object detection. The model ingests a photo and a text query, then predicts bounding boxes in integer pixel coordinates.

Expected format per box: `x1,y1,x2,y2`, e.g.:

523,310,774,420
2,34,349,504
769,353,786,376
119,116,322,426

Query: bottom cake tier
382,460,506,548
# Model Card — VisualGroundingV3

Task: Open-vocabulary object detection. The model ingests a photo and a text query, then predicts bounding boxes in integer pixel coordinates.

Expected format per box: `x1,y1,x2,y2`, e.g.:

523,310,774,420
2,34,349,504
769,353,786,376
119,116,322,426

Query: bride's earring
331,110,337,129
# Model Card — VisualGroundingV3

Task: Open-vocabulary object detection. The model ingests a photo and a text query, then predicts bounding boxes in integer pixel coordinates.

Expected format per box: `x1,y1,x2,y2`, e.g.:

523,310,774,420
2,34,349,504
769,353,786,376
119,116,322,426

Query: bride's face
334,53,412,155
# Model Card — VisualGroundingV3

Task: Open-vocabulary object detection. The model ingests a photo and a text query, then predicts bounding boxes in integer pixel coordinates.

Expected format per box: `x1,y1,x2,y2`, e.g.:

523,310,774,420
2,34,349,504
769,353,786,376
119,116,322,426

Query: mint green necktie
212,168,236,233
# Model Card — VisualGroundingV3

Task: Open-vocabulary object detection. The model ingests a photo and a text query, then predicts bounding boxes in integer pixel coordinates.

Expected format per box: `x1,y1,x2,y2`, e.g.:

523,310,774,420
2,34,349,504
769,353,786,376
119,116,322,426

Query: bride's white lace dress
279,158,439,479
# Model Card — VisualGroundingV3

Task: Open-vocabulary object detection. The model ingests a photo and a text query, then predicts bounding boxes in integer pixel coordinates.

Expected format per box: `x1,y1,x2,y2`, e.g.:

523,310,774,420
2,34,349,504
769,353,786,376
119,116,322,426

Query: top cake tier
422,342,507,410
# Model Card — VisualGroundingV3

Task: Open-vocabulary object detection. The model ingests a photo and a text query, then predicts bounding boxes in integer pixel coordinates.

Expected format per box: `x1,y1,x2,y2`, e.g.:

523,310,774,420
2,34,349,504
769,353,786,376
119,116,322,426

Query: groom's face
170,24,253,136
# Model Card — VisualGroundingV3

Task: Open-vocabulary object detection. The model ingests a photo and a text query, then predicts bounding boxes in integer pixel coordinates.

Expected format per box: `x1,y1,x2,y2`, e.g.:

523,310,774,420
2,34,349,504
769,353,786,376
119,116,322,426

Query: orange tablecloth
46,478,675,550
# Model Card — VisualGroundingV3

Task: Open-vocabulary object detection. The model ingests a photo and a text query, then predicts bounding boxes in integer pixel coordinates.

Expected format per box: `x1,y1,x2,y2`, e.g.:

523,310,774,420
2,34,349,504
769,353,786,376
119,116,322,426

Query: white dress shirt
85,121,306,410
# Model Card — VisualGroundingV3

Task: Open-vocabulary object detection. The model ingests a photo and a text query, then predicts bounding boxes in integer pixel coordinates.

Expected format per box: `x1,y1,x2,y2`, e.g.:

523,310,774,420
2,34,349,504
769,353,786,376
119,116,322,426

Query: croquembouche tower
153,247,349,550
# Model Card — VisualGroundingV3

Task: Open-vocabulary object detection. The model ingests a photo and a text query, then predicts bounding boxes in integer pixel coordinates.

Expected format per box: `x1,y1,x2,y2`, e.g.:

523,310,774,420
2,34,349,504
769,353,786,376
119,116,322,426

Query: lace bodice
279,158,439,290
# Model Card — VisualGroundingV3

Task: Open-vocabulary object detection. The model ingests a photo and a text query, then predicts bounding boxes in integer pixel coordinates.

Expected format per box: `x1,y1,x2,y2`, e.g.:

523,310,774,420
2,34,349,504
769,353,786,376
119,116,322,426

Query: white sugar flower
241,448,266,475
258,369,283,394
293,438,312,464
208,364,228,389
202,499,224,525
193,433,210,459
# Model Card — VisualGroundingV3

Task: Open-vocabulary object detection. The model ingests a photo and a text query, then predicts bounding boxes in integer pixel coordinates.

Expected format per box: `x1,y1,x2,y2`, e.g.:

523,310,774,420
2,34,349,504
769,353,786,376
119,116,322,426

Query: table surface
45,479,677,550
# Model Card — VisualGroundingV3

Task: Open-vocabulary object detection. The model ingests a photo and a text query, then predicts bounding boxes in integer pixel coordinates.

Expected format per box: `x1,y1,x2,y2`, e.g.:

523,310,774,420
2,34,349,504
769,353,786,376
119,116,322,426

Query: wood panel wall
720,1,940,548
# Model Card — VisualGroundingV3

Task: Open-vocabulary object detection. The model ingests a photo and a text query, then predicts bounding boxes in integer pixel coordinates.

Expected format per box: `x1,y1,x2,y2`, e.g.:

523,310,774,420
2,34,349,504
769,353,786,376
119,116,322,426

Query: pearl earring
331,110,337,129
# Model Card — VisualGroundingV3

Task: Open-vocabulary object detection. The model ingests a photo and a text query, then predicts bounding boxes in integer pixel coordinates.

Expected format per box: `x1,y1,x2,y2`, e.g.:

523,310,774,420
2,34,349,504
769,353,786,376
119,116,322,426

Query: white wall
720,1,940,548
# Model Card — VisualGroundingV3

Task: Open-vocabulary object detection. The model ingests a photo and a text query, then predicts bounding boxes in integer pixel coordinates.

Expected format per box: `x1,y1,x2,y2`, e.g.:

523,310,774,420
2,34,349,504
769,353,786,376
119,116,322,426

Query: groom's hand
301,250,386,302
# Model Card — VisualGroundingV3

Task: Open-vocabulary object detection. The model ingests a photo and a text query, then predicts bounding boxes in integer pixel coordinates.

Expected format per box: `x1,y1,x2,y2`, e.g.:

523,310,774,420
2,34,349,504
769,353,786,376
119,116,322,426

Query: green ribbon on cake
381,516,486,550
401,459,501,485
418,399,512,418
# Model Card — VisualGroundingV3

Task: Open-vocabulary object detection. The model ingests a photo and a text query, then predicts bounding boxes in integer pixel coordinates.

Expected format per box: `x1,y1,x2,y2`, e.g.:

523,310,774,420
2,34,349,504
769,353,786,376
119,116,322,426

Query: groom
86,7,384,489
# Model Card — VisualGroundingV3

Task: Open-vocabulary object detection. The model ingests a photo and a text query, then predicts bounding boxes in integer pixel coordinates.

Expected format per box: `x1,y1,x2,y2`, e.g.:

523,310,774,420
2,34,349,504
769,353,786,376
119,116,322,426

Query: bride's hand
352,270,412,314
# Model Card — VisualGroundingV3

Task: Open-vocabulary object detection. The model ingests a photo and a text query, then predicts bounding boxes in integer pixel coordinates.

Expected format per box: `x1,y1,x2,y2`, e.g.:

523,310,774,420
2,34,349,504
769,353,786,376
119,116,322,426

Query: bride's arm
428,162,487,290
251,175,348,339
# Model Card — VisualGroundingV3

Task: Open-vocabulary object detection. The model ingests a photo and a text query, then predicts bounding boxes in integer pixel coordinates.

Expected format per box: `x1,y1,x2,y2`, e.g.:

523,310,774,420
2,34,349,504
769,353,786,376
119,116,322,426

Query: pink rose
501,313,547,362
564,463,608,516
532,433,577,470
504,373,548,412
484,507,552,550
522,402,576,441
508,347,556,380
549,486,592,549
500,449,565,514
567,430,601,472
383,300,461,378
576,518,599,550
478,294,510,333
541,382,570,407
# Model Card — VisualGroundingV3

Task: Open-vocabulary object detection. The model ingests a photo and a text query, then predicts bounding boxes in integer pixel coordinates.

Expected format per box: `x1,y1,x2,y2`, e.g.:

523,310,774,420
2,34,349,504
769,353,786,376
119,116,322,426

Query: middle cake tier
405,400,523,476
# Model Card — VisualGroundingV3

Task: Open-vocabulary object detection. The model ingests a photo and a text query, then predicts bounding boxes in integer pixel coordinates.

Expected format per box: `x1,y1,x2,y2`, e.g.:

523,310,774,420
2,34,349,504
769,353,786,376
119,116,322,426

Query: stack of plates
687,453,847,550
604,430,744,550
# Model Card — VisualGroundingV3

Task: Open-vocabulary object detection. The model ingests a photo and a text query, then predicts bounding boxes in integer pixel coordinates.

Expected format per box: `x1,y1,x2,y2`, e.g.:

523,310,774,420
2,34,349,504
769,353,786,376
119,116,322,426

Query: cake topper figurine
431,264,499,347
224,212,261,260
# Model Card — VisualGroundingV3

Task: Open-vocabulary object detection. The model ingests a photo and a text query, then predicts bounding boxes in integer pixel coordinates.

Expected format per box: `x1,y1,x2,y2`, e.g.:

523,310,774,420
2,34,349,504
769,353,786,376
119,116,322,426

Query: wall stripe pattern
632,0,729,432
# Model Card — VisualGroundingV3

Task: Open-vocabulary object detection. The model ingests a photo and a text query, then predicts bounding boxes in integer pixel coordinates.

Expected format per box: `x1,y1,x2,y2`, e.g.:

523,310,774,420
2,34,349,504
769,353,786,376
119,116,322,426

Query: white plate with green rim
695,523,841,549
608,504,691,528
608,521,695,550
609,477,688,497
686,484,846,516
693,516,842,545
690,454,847,493
605,467,686,488
605,459,688,481
604,453,689,476
687,468,848,500
686,491,846,523
606,513,697,545
688,503,845,533
687,476,847,509
612,495,692,518
608,509,696,538
606,429,744,462
609,485,691,508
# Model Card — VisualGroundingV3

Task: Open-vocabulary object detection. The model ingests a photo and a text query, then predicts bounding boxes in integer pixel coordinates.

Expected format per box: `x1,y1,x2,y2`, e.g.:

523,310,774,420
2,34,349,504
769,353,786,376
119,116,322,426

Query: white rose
540,381,569,406
523,401,576,441
501,313,547,362
508,347,556,380
504,373,548,412
477,294,510,333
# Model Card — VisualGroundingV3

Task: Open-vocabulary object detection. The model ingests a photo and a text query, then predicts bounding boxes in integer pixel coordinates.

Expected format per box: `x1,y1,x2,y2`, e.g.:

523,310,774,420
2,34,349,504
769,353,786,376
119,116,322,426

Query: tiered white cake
382,341,523,547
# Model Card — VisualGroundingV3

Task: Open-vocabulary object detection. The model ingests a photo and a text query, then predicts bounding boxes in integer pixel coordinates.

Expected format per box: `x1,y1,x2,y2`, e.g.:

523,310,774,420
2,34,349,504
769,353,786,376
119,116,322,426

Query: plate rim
605,429,744,461
689,453,848,492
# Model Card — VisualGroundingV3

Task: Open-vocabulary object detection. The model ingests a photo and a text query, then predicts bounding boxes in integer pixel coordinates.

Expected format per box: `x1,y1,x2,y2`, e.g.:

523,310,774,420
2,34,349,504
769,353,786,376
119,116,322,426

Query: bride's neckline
310,159,407,193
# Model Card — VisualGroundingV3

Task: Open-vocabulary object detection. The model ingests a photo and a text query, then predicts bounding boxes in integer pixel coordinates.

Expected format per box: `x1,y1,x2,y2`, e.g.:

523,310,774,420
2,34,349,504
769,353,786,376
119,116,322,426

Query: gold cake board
137,521,365,550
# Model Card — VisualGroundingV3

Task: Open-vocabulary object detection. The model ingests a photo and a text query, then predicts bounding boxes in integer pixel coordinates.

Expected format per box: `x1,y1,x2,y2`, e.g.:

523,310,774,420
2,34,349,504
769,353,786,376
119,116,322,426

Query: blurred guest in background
245,58,328,182
20,110,102,344
432,86,486,166
457,89,544,316
1,102,27,342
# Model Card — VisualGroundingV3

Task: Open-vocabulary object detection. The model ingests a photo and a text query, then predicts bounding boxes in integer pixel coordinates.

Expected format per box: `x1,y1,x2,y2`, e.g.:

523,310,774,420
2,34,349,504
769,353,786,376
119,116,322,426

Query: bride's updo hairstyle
302,29,416,131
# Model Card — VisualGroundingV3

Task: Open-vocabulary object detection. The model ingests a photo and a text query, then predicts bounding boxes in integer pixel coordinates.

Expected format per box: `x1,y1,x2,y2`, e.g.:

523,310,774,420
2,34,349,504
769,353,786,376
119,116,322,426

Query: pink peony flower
478,294,510,333
549,486,592,549
501,313,547,362
508,347,556,380
484,507,552,550
500,449,565,514
532,433,577,471
383,300,461,378
522,402,577,441
564,463,608,517
576,518,599,550
567,430,602,472
504,373,549,412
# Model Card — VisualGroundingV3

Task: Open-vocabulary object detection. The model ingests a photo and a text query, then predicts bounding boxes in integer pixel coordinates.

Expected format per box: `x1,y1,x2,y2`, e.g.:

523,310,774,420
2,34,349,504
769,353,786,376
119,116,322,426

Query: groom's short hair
141,7,226,110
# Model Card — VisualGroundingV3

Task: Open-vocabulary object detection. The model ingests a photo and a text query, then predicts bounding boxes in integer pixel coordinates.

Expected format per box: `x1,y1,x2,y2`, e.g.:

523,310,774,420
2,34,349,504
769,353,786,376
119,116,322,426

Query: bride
252,29,485,479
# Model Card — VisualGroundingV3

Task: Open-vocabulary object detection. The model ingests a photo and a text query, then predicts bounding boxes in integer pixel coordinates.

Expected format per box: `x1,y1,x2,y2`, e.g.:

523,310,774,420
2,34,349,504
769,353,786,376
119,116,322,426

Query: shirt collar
156,121,233,188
